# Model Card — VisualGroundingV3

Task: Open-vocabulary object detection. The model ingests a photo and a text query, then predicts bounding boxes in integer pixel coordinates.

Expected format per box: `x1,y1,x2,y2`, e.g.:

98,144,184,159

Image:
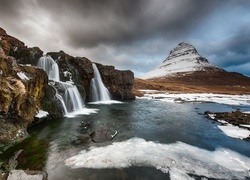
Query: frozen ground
137,91,250,105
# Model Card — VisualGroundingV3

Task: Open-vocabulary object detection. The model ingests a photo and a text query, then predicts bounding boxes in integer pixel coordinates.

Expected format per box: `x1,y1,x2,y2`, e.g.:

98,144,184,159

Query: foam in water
37,56,60,81
90,64,111,102
65,138,250,179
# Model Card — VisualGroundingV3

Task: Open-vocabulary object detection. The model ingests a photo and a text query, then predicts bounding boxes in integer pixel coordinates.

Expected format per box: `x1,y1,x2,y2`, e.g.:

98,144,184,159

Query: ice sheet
65,138,250,179
218,124,250,139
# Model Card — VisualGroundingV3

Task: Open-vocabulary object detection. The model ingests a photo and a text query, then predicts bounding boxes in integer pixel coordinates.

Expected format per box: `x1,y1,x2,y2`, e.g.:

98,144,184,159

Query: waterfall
90,64,111,102
38,56,86,116
37,56,60,81
61,82,84,112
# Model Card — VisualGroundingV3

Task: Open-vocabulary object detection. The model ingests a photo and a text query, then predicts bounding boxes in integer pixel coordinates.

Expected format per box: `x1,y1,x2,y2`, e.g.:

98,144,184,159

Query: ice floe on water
218,124,250,139
138,92,250,105
65,138,250,179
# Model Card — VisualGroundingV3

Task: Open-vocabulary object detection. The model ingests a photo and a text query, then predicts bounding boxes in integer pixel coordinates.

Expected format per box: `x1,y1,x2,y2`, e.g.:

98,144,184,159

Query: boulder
89,127,117,143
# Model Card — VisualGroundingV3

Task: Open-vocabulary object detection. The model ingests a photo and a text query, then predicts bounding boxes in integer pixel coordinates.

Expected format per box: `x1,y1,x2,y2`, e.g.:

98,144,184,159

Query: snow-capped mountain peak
141,42,222,80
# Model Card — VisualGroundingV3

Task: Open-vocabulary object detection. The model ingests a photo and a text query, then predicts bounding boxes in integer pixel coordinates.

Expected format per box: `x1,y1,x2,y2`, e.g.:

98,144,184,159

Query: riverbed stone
71,134,92,145
7,170,48,180
89,127,117,143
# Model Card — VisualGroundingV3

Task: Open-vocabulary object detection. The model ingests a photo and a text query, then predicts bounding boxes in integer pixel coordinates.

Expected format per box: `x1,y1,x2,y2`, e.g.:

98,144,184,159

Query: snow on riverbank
137,91,250,105
65,137,250,179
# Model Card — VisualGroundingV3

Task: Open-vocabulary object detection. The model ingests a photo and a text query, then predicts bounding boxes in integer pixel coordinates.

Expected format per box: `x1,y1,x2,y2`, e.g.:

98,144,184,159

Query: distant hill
135,42,250,95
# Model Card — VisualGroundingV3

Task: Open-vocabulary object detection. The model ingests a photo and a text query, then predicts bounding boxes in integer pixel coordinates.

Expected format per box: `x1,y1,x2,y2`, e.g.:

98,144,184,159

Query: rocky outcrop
95,63,135,100
0,28,51,144
0,48,48,143
47,51,135,101
0,27,43,65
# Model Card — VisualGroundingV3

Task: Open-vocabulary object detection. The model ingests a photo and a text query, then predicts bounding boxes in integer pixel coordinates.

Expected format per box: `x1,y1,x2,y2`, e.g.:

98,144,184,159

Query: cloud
0,0,250,77
202,21,250,75
31,0,223,48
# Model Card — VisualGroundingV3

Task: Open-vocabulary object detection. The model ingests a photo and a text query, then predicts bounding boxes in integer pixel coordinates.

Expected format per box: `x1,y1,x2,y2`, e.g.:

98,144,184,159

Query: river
4,99,250,179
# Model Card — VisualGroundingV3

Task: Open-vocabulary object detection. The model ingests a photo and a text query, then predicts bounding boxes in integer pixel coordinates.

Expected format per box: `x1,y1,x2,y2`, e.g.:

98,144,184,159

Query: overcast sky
1,0,250,77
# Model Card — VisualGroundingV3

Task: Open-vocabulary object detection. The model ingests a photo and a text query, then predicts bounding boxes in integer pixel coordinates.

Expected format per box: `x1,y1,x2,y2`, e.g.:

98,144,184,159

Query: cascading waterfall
90,64,111,102
37,56,60,81
38,56,85,116
62,82,84,112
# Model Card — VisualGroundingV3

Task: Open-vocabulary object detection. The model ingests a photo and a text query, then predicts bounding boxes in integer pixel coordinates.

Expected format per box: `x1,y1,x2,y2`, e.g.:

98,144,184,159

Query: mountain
141,42,223,79
135,42,250,95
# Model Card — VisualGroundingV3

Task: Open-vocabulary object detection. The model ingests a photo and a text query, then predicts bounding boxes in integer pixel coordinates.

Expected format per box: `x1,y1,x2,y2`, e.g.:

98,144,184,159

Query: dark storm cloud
1,0,249,77
208,22,250,68
31,0,224,48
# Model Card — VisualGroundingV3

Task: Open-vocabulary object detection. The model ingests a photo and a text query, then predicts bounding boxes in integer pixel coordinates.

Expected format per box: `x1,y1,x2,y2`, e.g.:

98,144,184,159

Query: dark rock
72,134,91,145
46,51,135,101
89,127,117,143
80,121,91,129
204,110,250,129
0,30,48,144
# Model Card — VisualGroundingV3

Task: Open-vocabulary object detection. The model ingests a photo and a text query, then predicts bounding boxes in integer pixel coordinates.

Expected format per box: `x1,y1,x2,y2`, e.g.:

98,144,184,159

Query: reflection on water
8,99,250,179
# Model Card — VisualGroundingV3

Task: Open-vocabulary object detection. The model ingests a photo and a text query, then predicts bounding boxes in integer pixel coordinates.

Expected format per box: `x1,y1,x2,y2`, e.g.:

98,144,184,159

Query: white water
37,56,96,117
60,82,84,113
90,64,111,102
37,56,60,81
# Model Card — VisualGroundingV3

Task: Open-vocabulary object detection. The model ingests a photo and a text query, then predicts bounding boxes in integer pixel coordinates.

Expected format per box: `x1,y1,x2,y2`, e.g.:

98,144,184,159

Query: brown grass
134,71,250,95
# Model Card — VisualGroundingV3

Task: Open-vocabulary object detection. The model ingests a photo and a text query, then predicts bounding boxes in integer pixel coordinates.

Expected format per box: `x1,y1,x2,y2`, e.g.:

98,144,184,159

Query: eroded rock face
95,63,135,100
0,52,48,143
0,29,50,144
47,51,135,101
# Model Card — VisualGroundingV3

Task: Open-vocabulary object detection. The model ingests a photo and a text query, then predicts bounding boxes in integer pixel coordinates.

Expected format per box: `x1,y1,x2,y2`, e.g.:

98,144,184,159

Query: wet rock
205,110,250,126
71,134,91,145
7,170,48,180
89,127,117,143
80,121,91,129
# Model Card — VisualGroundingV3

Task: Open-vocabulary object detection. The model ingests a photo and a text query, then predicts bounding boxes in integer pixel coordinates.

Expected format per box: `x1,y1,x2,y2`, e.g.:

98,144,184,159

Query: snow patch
138,93,250,105
17,72,29,81
35,110,49,118
65,138,250,179
218,124,250,139
240,124,250,128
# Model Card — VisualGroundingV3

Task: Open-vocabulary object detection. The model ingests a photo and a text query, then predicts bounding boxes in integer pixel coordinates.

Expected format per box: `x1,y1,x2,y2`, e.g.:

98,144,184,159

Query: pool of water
3,99,250,179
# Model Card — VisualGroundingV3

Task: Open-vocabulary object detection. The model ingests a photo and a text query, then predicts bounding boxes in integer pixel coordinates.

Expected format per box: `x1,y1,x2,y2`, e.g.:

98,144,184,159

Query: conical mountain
141,42,223,80
135,42,250,94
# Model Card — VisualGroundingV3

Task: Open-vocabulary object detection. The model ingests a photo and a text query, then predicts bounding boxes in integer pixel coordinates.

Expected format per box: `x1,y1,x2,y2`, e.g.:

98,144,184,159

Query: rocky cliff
0,46,48,143
46,51,135,101
0,27,135,144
